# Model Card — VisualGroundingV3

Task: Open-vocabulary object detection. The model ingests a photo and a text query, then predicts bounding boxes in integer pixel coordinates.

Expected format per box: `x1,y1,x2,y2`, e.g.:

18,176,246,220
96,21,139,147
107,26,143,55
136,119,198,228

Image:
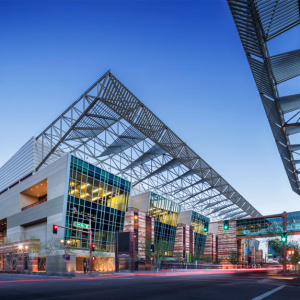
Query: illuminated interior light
103,192,112,197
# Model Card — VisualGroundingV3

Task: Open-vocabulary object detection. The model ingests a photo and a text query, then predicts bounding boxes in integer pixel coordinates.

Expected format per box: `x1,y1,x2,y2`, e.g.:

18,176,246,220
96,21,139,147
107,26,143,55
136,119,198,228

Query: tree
143,238,170,270
3,239,22,272
193,252,212,263
289,248,300,272
264,219,293,265
287,241,300,273
229,251,238,265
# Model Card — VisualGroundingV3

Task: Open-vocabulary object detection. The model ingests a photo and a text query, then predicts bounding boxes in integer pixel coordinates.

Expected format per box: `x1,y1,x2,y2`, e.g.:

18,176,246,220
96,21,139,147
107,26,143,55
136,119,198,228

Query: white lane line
251,285,285,300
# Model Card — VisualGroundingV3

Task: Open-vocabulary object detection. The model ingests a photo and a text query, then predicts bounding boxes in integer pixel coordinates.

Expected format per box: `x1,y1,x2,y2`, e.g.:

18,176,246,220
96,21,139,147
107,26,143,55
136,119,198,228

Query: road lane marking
251,285,285,300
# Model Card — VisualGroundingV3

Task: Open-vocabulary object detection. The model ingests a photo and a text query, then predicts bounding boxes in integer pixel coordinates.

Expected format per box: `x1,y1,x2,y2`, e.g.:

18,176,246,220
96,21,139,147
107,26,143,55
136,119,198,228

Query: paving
0,270,299,299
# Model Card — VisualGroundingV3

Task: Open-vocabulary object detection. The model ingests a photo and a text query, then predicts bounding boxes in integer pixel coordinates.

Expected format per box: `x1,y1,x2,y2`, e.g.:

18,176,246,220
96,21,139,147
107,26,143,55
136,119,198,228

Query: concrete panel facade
0,154,68,244
130,192,150,212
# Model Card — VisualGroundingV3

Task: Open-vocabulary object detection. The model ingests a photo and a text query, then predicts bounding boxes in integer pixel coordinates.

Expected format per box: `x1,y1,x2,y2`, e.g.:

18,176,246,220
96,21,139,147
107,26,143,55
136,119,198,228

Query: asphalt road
0,272,299,300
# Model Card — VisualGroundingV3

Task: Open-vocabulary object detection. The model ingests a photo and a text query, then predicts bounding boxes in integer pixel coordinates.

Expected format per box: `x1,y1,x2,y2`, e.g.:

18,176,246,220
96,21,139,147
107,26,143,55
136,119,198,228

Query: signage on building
73,222,91,230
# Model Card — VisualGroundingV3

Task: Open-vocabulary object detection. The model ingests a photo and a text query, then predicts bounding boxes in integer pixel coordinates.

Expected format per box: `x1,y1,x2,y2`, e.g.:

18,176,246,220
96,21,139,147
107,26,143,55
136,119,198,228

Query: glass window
65,156,131,252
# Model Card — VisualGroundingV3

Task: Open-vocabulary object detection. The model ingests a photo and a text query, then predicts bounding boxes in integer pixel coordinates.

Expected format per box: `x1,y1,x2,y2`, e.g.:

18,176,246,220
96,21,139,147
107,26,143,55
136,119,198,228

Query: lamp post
18,244,24,272
18,244,29,272
60,239,71,273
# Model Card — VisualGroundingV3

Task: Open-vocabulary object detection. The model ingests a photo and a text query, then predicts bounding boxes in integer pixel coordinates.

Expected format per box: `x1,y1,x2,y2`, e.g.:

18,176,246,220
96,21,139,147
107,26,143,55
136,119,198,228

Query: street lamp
18,244,28,271
60,239,71,273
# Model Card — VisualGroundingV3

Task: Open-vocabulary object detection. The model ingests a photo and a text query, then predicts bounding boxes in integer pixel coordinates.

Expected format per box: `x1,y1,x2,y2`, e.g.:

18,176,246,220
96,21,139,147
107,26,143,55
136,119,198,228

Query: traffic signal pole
53,223,93,277
282,211,287,274
89,218,92,278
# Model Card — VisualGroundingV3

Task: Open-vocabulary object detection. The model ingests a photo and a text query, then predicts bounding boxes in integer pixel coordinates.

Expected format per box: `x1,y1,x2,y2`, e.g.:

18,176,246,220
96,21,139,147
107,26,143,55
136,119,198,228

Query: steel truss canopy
35,70,260,220
227,0,300,195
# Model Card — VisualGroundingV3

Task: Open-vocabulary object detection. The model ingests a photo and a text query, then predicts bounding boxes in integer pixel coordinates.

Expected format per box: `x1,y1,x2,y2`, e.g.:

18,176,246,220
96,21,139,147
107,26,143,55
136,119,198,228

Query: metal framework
228,0,300,195
35,70,260,220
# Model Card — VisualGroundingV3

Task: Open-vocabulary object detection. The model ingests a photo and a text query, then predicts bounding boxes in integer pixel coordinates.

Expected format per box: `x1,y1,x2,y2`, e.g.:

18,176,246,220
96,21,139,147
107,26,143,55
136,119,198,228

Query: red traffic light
150,257,153,261
53,225,58,234
292,250,295,255
288,250,291,255
91,244,95,251
92,256,96,261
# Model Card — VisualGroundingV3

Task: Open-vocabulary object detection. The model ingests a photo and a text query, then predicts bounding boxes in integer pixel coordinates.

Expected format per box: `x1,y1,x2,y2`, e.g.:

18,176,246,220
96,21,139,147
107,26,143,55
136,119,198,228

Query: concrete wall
130,191,150,212
178,211,191,226
20,194,37,210
0,154,69,243
22,221,47,244
208,222,218,234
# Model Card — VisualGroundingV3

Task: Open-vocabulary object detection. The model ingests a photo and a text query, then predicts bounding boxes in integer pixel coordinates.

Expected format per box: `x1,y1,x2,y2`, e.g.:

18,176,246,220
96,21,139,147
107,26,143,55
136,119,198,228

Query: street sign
266,254,273,256
73,221,91,230
62,254,70,260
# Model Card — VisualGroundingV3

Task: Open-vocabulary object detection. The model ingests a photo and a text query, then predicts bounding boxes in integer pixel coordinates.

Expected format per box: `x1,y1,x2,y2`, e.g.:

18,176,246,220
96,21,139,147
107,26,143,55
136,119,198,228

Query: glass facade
237,217,282,237
148,192,181,255
65,156,131,252
236,211,300,237
286,211,300,233
190,211,209,255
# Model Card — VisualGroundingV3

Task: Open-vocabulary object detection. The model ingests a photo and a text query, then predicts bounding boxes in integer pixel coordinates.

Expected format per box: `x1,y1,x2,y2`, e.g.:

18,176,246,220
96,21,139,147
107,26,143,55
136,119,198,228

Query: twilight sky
0,0,299,216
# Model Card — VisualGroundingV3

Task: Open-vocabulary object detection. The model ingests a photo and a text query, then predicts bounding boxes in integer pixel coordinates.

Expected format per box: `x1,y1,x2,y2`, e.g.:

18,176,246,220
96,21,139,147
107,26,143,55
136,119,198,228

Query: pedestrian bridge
236,211,300,239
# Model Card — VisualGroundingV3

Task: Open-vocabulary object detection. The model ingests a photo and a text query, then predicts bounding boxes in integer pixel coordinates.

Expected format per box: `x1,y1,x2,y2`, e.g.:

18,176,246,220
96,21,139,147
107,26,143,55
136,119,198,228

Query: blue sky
0,0,299,215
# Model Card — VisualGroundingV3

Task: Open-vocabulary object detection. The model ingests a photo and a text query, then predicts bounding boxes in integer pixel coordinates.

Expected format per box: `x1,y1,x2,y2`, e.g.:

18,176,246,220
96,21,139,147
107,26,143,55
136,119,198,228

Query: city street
0,271,299,300
1,1,300,299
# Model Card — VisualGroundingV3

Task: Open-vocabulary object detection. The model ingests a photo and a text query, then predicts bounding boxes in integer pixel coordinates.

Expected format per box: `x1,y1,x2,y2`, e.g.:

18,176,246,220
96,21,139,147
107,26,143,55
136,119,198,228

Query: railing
21,198,47,211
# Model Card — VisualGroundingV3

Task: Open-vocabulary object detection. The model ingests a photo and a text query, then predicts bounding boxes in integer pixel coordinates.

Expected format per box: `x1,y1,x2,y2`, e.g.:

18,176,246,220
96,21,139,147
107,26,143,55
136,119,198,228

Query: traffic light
204,224,208,232
150,257,153,261
288,249,295,255
150,244,155,253
53,225,58,234
281,231,288,244
223,220,229,231
292,250,295,255
91,244,95,251
92,256,96,261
